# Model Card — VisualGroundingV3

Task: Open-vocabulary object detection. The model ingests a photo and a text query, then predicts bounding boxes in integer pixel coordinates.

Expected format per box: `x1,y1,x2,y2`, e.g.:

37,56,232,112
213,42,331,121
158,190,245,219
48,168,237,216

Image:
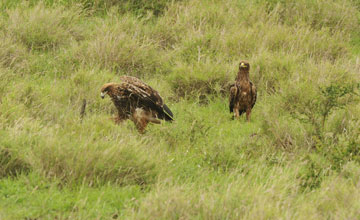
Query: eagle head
100,83,116,99
239,61,250,71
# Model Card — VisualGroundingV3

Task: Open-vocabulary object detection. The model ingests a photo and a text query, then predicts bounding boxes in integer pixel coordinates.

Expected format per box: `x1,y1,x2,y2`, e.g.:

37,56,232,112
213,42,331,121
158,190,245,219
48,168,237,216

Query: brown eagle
100,76,173,133
229,61,257,121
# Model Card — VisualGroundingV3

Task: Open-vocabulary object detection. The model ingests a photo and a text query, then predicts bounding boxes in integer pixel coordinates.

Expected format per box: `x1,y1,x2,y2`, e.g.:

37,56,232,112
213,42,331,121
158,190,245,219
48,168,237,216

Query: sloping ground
0,0,359,219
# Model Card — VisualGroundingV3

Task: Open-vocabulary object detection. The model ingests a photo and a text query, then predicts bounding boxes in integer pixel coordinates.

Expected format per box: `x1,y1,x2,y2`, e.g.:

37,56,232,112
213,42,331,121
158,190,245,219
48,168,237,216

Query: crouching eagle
100,76,173,133
229,61,257,121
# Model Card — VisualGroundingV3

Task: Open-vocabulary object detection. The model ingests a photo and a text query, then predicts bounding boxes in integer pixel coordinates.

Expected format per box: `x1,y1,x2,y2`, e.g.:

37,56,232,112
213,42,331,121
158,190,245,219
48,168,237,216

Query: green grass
0,0,360,219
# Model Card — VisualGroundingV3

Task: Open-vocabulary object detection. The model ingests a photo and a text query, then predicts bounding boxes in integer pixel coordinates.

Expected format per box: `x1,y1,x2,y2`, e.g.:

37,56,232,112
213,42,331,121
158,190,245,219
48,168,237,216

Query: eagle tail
162,104,174,121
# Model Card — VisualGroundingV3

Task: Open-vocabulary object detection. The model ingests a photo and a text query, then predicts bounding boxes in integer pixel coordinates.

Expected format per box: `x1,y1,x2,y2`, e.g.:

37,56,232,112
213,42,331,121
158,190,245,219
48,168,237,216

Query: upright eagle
229,61,257,121
100,76,173,133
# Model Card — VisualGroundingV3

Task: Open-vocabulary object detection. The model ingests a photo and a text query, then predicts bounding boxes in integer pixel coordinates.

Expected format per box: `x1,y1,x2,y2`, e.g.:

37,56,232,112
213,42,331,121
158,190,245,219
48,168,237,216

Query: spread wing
120,76,173,121
250,81,257,109
229,83,238,113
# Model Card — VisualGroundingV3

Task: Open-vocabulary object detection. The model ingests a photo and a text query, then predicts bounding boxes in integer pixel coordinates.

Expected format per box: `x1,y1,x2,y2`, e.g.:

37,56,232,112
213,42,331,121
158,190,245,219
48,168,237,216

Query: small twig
80,99,87,121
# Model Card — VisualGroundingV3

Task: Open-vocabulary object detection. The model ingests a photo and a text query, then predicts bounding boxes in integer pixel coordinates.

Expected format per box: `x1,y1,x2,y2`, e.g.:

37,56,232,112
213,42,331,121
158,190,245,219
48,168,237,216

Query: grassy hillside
0,0,359,219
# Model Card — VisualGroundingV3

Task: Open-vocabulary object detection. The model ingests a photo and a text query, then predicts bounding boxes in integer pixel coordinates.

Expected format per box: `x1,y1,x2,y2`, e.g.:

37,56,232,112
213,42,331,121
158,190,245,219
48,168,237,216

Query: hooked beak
240,63,246,67
100,92,106,99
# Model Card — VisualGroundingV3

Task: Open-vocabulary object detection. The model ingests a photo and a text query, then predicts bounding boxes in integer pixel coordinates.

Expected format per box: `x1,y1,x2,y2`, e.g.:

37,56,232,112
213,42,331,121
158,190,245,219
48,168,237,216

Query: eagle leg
134,120,148,134
233,106,240,119
246,108,251,122
111,116,126,124
111,110,129,124
130,108,153,134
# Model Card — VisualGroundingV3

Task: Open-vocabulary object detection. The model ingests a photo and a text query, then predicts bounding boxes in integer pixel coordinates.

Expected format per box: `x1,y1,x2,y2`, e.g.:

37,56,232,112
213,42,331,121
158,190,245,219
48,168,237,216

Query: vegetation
0,0,359,219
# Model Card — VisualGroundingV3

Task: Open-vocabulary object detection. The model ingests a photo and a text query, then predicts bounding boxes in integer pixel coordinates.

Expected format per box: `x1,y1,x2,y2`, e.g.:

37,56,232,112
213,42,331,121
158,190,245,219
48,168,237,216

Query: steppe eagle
229,61,257,121
100,76,173,133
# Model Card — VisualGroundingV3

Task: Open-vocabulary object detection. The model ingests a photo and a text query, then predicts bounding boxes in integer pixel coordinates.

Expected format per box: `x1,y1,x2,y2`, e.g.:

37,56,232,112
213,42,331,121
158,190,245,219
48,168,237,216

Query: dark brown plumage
101,76,173,133
229,61,257,121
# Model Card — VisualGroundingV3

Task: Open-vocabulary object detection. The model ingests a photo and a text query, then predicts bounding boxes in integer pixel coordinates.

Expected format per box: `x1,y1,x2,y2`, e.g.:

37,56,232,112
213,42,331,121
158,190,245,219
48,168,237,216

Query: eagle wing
120,75,148,88
229,83,238,113
120,76,173,121
250,81,257,109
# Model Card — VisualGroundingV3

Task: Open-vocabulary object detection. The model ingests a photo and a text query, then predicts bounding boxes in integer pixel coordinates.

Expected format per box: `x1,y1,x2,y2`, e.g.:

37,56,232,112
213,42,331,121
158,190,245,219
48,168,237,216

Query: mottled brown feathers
130,108,161,134
229,61,257,121
101,76,173,133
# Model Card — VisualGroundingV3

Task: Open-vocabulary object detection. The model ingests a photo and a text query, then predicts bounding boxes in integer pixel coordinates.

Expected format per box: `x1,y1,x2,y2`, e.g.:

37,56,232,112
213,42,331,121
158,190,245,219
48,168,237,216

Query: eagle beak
240,63,245,67
101,92,106,99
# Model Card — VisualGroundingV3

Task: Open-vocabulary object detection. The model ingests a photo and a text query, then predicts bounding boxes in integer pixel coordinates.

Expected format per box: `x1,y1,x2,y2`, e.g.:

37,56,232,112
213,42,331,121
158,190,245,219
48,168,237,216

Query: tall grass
5,3,84,50
73,17,170,76
0,0,359,219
